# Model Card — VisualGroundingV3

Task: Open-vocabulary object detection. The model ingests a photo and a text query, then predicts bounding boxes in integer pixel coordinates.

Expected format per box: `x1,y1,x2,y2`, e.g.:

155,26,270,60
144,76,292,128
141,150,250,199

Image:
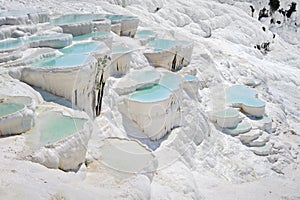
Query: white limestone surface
28,33,72,49
21,55,98,117
211,108,243,128
144,39,193,71
110,45,131,77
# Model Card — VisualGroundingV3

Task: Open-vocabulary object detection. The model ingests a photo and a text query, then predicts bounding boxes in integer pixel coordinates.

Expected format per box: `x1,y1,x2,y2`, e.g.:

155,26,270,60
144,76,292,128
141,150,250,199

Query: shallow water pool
0,103,24,117
226,85,265,107
32,54,91,68
51,14,104,25
59,41,106,55
129,84,171,102
0,39,24,52
27,111,87,145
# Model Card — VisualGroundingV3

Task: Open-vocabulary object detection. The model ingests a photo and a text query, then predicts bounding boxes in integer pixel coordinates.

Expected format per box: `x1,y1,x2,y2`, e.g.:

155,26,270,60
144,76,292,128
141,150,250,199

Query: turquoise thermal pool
148,39,177,51
184,74,198,81
105,15,137,23
28,111,87,145
128,84,171,103
59,41,107,55
32,54,92,68
135,30,156,37
227,121,252,131
226,85,265,107
0,39,24,52
51,14,104,25
0,102,24,117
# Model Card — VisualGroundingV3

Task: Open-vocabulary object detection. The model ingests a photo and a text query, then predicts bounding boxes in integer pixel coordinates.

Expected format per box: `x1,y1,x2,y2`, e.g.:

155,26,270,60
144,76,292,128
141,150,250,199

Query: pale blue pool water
105,15,137,23
32,54,91,68
0,39,23,52
112,46,130,53
59,41,106,54
130,70,160,83
148,39,177,51
35,112,87,145
228,121,251,131
0,103,24,117
184,74,197,81
226,85,265,107
159,72,182,91
215,108,239,118
73,31,109,41
129,84,171,102
51,14,104,25
136,30,155,37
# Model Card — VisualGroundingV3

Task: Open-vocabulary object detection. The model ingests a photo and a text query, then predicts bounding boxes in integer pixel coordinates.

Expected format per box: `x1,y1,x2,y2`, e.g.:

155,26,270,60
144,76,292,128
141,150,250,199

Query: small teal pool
0,103,24,117
128,84,171,102
0,39,24,52
148,39,177,51
59,41,106,55
159,72,182,91
136,30,155,38
27,112,87,145
39,112,87,144
51,14,104,25
228,121,251,131
215,108,239,118
226,85,265,107
73,31,109,41
32,54,91,68
105,15,137,23
184,74,197,81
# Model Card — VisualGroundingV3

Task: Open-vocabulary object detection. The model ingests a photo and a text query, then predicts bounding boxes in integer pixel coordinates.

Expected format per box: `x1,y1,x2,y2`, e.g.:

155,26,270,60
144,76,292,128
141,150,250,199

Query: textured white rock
251,142,273,156
144,39,193,71
110,45,131,77
0,9,49,26
28,33,72,49
124,92,180,140
246,131,270,147
88,137,156,179
237,129,263,144
120,18,139,37
211,108,242,128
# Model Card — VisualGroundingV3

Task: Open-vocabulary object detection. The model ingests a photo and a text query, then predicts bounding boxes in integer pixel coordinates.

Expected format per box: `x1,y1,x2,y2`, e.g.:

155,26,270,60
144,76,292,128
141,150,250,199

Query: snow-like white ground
0,0,300,199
